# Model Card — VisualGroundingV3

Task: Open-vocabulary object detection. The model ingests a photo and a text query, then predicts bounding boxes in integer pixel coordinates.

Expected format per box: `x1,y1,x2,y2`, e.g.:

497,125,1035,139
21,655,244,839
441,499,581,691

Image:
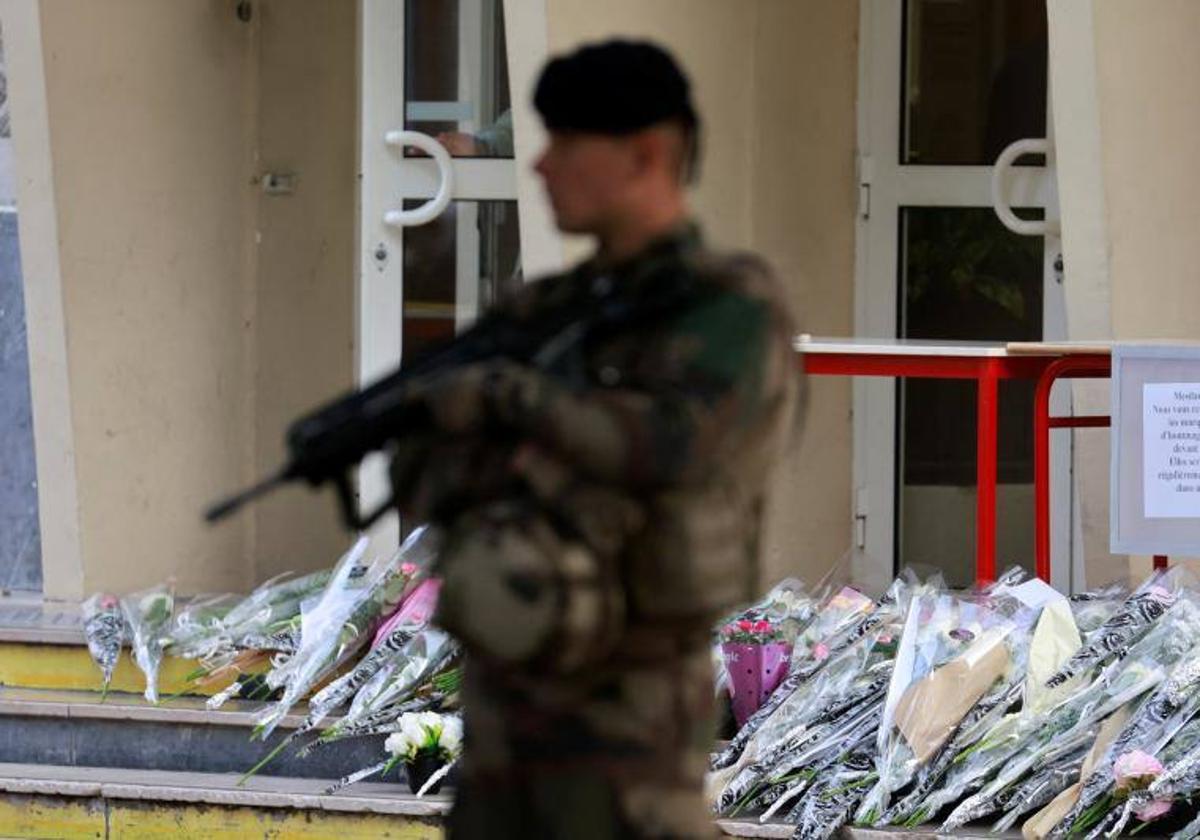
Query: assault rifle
204,271,710,531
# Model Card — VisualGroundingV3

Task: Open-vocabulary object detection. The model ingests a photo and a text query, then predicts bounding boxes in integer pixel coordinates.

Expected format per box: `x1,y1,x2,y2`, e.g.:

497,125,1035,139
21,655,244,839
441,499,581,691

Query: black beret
534,39,697,135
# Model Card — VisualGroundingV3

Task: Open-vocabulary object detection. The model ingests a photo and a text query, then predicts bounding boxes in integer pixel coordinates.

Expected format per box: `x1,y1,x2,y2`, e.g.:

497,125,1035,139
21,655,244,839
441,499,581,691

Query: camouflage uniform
393,224,798,838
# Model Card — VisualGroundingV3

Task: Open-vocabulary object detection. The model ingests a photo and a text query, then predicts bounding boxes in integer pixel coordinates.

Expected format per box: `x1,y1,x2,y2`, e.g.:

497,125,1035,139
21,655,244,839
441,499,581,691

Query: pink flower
753,620,772,633
401,563,418,576
1114,750,1164,792
813,642,830,661
737,620,754,632
1134,798,1172,822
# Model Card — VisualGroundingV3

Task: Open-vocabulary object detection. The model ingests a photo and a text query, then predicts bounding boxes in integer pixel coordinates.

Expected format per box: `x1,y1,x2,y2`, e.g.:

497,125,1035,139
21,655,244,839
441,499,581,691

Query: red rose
753,620,772,633
737,620,754,632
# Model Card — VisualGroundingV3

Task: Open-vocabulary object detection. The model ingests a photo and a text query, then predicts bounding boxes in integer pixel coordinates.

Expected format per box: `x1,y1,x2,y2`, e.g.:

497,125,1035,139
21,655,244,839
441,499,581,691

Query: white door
357,0,551,547
855,0,1071,593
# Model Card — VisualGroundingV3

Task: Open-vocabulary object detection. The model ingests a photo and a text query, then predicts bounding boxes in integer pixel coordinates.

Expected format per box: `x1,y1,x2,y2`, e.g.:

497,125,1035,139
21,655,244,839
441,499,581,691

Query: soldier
391,39,800,839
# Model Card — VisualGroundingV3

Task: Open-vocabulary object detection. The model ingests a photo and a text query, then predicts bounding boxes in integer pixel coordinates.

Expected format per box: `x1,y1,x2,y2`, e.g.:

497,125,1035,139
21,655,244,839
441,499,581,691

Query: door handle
991,138,1059,237
382,130,455,227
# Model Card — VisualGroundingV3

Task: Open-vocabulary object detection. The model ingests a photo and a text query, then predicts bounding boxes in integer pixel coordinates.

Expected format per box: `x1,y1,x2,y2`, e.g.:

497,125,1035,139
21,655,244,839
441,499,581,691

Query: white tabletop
793,336,1113,358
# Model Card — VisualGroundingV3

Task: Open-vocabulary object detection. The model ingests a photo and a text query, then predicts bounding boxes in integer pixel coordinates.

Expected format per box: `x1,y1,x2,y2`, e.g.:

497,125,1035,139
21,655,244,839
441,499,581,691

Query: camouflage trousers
447,649,720,840
448,768,717,840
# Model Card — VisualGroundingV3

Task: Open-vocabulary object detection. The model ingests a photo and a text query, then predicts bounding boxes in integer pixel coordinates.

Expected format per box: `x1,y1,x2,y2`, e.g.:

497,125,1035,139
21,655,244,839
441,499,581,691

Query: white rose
399,713,426,751
440,716,463,755
384,732,408,758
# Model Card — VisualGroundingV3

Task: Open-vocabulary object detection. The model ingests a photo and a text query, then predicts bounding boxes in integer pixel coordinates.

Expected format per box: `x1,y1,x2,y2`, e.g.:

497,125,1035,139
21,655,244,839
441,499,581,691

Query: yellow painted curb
0,793,105,838
0,793,445,839
107,800,444,839
0,643,233,697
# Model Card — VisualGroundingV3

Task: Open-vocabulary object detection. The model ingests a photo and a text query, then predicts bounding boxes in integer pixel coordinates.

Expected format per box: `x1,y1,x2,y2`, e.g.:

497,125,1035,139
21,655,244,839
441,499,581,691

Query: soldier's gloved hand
389,434,517,522
421,360,551,435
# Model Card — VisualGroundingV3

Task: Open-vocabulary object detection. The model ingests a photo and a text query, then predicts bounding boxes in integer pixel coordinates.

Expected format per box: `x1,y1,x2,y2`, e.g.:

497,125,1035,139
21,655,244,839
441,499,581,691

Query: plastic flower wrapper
854,588,1021,824
789,586,876,671
1045,605,1200,839
119,583,175,704
166,593,239,660
252,534,416,740
787,734,878,840
878,587,1056,827
721,578,817,642
309,578,441,725
315,628,461,746
940,590,1200,832
710,576,902,773
82,593,128,700
924,577,1187,829
1107,719,1200,837
219,568,335,649
713,628,895,818
989,742,1091,832
1068,581,1129,639
716,670,887,819
1018,706,1132,840
709,594,899,800
285,533,438,729
1041,571,1180,692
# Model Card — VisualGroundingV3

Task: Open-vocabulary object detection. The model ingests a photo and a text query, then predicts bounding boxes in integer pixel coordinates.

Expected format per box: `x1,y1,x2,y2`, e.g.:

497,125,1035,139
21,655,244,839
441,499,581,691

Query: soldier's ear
627,129,668,179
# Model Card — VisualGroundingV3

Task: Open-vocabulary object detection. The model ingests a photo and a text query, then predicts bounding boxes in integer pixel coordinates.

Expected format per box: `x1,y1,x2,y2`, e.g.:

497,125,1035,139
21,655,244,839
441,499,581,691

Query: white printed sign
1143,383,1200,518
1112,346,1200,555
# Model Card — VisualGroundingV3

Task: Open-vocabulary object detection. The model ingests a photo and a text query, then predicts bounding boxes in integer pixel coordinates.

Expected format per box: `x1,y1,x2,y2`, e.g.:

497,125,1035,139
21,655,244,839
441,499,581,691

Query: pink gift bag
373,578,441,648
723,640,792,726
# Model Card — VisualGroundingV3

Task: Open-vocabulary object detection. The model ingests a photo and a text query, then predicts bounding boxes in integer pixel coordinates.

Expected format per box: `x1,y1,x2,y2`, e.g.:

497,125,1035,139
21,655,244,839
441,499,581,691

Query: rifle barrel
204,467,290,523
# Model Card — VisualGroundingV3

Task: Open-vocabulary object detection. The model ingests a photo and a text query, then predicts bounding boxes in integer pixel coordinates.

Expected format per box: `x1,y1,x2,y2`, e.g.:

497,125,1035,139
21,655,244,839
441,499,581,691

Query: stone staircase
0,596,899,838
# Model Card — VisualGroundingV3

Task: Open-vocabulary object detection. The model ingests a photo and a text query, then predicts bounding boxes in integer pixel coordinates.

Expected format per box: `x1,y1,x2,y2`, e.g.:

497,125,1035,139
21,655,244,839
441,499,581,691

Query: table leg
1034,366,1054,582
976,366,999,582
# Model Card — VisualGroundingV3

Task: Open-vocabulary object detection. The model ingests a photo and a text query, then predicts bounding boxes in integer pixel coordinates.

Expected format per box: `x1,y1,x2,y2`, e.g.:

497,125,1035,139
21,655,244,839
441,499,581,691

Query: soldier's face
534,131,638,234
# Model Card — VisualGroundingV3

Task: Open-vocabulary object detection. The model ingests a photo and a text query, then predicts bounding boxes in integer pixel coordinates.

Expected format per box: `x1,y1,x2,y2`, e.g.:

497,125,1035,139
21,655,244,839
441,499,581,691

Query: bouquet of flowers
120,583,175,704
252,533,422,739
711,582,880,773
82,593,127,701
325,711,462,797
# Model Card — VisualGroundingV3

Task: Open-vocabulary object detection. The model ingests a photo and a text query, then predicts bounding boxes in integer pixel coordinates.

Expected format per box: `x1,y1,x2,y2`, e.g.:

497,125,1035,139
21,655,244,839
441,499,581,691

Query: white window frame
854,0,1072,593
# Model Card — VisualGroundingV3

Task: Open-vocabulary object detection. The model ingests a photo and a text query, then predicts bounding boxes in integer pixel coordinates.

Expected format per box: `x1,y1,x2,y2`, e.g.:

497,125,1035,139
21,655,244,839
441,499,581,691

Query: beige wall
750,1,858,587
546,1,859,586
1094,0,1200,343
251,0,357,583
38,1,258,596
33,0,357,597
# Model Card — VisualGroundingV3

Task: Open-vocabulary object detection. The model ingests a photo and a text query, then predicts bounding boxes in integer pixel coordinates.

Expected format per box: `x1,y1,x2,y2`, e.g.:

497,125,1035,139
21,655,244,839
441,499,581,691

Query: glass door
856,0,1069,592
358,0,528,546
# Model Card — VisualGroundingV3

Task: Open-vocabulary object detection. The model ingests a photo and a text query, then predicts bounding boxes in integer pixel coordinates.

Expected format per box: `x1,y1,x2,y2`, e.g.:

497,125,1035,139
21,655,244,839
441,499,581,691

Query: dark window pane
897,206,1043,586
903,0,1047,165
402,199,520,359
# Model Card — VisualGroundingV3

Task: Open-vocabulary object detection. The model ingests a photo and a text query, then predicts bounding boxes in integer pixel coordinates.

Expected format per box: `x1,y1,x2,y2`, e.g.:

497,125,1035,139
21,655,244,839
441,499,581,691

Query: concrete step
0,686,385,781
0,762,447,839
0,760,1004,840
